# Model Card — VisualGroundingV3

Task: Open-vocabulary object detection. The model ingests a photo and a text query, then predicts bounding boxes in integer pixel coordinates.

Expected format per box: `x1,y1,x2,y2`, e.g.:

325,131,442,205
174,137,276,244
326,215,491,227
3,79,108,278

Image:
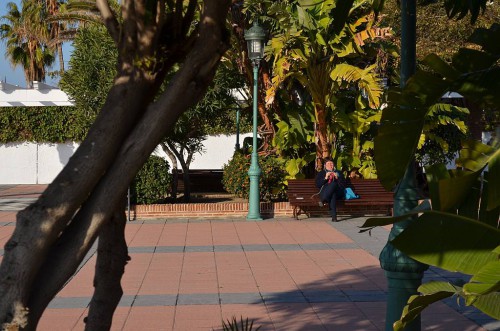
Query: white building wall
0,134,251,184
0,143,38,184
154,133,253,170
37,143,79,183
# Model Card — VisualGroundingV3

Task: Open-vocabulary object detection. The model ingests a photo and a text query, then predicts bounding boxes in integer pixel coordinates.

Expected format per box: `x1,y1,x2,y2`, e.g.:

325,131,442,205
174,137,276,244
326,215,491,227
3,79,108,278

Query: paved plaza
0,185,498,331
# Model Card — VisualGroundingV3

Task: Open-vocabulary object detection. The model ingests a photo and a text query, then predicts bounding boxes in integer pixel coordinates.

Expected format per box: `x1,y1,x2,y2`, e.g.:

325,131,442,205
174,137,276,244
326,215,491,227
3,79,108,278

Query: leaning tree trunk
85,200,128,331
0,0,231,329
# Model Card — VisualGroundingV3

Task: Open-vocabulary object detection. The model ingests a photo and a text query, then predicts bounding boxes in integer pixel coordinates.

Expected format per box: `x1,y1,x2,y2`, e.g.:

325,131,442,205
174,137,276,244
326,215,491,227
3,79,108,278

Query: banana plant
264,0,386,165
272,102,316,179
361,24,500,329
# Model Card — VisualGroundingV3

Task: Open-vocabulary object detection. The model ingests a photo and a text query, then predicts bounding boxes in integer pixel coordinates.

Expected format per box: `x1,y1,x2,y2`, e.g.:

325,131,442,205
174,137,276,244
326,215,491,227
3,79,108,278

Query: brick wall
131,202,392,219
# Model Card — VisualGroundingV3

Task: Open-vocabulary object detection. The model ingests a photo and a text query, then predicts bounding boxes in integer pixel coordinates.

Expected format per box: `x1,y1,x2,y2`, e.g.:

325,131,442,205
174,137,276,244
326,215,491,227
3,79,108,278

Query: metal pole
235,108,241,151
247,63,262,220
379,1,427,330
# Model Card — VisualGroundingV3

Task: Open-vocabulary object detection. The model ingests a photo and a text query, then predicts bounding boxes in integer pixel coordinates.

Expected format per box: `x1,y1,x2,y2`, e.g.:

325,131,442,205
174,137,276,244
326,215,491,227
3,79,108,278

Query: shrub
130,155,172,204
222,152,287,202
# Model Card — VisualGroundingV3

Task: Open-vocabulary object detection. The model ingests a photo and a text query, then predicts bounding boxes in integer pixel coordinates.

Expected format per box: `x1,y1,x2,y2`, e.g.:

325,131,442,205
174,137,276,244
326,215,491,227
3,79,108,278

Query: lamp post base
247,160,262,220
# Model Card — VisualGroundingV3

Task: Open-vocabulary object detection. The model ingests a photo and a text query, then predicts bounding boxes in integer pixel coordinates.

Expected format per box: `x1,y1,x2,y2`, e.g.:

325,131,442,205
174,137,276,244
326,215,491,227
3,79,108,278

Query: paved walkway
0,185,498,331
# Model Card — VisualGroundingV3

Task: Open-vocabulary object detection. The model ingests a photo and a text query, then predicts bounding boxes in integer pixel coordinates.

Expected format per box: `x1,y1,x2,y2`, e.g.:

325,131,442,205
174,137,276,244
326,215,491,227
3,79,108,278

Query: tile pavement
0,185,498,331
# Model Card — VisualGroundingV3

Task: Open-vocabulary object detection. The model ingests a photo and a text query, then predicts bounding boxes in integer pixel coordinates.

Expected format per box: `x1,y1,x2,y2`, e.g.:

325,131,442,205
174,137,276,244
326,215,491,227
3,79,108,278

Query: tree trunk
84,201,128,331
166,141,191,202
229,3,275,152
315,104,331,162
57,43,65,74
160,143,179,200
0,1,231,329
465,99,483,141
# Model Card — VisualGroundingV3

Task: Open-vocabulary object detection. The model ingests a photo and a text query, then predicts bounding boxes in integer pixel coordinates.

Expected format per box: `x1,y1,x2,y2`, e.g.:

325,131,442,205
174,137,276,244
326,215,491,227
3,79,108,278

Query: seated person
315,158,345,222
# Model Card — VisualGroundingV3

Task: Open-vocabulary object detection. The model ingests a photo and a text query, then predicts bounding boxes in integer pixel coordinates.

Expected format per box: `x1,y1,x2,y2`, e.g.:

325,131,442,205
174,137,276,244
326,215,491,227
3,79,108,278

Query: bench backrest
287,178,393,203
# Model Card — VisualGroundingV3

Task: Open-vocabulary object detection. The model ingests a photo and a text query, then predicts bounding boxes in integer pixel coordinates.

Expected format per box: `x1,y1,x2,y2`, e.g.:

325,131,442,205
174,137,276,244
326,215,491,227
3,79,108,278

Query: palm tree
0,0,54,87
44,0,66,74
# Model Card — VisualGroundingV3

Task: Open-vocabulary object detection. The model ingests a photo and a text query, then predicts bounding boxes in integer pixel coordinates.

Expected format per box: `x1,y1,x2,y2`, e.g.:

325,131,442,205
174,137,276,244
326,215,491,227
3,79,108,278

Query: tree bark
160,142,179,200
84,201,128,331
166,141,192,202
315,104,331,161
0,0,231,329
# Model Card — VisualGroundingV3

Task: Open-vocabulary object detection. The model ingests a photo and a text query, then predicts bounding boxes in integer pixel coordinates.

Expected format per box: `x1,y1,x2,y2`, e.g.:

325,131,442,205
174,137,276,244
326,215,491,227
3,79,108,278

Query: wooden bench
287,178,393,219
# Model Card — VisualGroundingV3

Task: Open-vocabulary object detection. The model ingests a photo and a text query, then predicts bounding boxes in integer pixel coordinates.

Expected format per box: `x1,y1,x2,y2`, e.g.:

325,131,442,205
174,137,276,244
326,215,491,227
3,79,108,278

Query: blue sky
0,0,71,88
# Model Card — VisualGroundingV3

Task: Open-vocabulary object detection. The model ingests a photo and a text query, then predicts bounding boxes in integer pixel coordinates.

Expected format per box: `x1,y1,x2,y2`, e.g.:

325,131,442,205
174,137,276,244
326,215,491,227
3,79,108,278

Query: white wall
0,134,252,184
155,133,253,169
0,143,37,184
0,142,79,184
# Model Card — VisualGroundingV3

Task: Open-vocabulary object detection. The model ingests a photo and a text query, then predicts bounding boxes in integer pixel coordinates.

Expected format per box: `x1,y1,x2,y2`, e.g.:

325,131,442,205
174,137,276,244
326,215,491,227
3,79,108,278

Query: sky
0,0,72,88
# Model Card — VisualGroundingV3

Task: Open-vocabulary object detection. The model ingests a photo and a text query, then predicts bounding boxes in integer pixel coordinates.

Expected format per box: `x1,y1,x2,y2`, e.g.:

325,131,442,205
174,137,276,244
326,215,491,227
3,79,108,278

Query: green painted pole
235,108,241,151
379,0,428,330
247,63,262,220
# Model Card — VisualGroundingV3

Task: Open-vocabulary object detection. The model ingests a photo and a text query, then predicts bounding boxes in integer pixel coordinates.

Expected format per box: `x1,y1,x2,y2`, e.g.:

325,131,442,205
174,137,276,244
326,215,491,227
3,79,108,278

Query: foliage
219,316,261,331
362,24,500,327
272,102,316,179
222,151,287,201
197,64,252,136
375,23,500,190
59,25,117,119
0,106,91,143
379,0,500,62
248,0,389,176
415,103,470,166
130,155,172,205
0,25,116,144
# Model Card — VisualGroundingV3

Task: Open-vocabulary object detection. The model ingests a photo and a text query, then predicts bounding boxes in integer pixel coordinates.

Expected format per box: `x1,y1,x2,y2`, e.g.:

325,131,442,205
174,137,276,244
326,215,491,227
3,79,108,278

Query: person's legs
319,183,335,204
329,193,338,221
322,182,342,222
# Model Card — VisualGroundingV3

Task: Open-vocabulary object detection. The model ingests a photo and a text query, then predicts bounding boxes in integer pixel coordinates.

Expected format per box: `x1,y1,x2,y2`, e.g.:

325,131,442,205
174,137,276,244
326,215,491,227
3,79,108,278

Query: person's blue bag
344,187,359,200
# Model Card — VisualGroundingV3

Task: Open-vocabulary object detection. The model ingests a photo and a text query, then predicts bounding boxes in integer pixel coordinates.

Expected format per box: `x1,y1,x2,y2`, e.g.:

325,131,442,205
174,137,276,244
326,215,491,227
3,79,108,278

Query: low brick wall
131,202,391,219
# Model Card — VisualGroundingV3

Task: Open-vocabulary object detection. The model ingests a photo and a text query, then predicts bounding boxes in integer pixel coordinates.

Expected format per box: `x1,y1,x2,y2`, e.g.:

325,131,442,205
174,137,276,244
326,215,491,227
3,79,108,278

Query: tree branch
96,0,120,45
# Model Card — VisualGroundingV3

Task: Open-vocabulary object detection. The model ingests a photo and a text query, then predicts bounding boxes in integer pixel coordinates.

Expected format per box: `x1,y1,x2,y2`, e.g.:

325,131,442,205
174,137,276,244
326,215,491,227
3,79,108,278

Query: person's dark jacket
315,169,343,189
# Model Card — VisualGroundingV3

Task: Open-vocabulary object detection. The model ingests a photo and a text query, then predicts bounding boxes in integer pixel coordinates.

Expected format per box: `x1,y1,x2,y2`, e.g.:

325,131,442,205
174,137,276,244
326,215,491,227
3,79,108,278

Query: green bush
0,106,92,143
130,155,172,204
222,152,287,202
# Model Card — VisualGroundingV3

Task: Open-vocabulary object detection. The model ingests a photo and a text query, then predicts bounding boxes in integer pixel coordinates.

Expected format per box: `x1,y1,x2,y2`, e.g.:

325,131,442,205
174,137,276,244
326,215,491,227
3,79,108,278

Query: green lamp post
379,1,428,330
244,21,266,220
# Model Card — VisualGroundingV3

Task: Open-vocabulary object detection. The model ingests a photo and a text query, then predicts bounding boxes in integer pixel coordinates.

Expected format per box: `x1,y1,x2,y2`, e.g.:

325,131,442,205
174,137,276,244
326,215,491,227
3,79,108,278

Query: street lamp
244,21,266,220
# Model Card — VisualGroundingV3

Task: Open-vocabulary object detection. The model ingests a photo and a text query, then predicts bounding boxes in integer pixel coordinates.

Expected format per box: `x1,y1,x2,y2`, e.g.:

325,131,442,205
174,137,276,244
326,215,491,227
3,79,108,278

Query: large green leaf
457,140,496,171
360,200,432,232
479,173,500,227
452,48,498,73
438,167,484,212
457,140,500,210
422,54,460,80
443,0,488,23
329,0,355,35
470,260,500,285
425,164,450,212
394,281,458,331
468,23,500,55
391,211,500,275
374,100,425,190
468,292,500,319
